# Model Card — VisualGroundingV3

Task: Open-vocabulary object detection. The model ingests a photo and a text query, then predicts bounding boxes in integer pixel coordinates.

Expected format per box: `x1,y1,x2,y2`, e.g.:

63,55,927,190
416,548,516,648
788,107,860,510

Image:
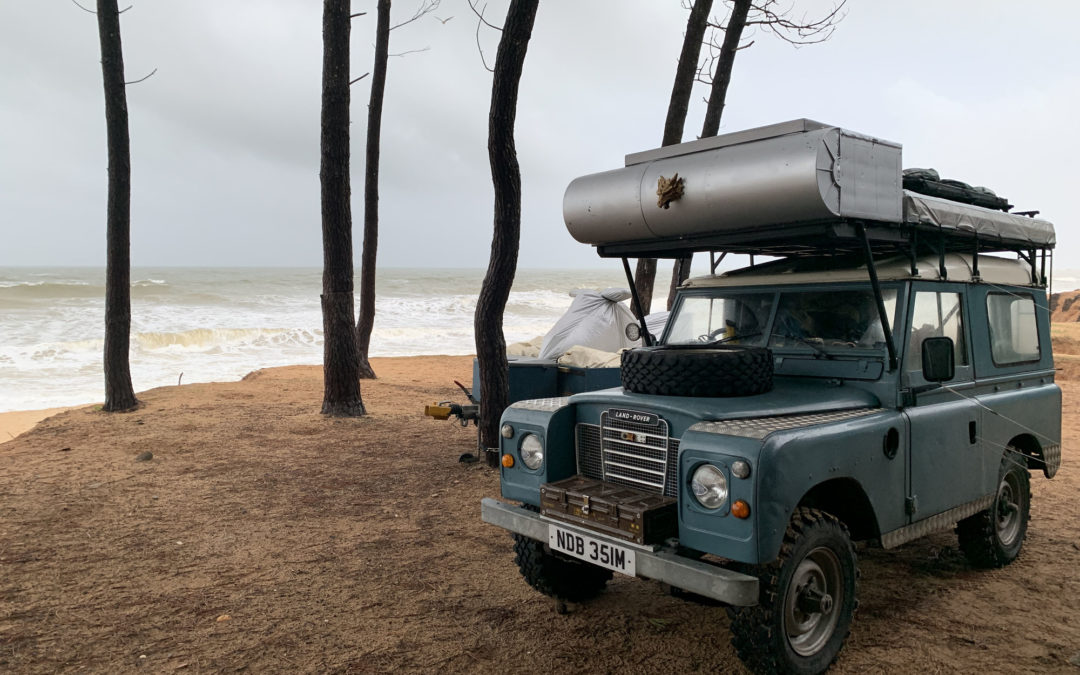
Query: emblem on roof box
610,409,660,426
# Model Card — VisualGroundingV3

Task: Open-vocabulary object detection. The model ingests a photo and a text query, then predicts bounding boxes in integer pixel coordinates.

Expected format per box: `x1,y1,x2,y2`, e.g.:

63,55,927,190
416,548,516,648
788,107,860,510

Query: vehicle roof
683,253,1038,288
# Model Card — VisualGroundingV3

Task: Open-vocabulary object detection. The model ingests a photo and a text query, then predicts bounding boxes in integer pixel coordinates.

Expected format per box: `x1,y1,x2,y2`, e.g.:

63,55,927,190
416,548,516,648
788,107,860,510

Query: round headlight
691,464,729,510
520,433,544,470
500,423,514,439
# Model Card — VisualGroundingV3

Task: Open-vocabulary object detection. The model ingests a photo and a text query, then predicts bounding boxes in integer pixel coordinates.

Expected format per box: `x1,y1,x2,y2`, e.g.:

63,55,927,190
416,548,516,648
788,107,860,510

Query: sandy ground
0,407,82,443
1,354,1078,674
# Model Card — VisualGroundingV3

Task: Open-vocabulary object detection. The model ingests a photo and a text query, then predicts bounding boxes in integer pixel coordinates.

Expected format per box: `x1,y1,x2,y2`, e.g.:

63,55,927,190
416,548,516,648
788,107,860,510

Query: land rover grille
575,410,679,497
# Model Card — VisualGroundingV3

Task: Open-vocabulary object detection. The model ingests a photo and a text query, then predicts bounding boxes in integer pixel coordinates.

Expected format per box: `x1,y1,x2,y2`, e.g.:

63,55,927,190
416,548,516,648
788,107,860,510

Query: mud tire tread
727,507,859,675
956,452,1030,569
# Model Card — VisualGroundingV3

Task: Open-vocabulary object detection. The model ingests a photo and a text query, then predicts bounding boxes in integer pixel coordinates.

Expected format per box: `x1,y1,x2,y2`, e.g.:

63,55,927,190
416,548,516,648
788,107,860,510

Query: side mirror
921,336,955,382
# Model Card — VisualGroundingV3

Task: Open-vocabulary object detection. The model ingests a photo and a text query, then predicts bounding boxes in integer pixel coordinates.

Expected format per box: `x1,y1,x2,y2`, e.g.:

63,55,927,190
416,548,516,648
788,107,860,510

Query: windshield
665,287,898,353
665,293,774,346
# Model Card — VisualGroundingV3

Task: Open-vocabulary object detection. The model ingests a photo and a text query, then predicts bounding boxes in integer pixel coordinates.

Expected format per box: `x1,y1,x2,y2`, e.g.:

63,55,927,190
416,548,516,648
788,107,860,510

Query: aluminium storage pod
563,119,903,247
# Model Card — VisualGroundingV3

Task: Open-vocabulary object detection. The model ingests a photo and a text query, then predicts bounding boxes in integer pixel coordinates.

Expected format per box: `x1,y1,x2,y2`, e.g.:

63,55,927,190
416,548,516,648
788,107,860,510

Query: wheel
729,508,858,675
620,344,773,397
512,533,612,602
956,453,1030,568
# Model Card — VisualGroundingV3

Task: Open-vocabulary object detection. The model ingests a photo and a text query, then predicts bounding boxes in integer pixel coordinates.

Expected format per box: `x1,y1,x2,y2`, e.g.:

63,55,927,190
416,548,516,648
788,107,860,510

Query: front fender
498,398,576,505
755,410,907,563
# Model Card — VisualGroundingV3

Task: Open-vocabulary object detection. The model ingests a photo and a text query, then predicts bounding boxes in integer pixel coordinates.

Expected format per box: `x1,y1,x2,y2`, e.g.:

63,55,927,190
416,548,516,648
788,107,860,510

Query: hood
569,378,880,422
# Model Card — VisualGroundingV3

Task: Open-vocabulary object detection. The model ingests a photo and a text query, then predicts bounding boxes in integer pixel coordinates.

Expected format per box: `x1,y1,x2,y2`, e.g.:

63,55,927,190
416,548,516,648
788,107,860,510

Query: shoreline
0,405,83,442
0,355,478,443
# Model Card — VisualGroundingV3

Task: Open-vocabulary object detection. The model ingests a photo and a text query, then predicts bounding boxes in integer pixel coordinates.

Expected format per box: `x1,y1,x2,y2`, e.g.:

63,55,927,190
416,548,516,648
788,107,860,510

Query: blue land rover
480,120,1061,674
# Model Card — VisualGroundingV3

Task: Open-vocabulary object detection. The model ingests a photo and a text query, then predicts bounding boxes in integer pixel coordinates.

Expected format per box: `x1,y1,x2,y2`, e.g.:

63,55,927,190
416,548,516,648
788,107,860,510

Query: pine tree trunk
356,0,391,380
639,0,714,316
320,0,365,416
475,0,539,460
666,256,692,310
700,0,751,138
632,257,656,318
96,0,138,412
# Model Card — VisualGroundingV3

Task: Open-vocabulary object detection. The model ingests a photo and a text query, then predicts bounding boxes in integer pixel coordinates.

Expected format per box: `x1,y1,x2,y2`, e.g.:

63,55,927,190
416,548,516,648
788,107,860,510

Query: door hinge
905,496,918,516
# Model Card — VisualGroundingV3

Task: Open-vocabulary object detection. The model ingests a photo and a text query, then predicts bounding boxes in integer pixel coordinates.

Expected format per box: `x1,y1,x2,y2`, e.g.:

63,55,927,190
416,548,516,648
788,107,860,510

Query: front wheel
956,452,1030,568
729,508,858,675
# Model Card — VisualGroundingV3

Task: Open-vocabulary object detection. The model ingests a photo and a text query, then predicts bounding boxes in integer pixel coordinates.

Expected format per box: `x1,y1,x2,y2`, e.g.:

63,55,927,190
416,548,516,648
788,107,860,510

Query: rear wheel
729,508,858,675
956,453,1030,568
512,533,612,602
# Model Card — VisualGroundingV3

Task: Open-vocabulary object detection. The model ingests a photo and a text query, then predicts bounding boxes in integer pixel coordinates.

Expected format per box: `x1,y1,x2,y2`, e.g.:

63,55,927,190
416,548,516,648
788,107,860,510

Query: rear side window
986,293,1040,364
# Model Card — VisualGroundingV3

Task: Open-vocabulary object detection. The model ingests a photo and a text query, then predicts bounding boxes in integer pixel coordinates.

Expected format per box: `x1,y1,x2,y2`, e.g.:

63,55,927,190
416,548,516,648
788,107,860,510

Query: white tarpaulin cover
538,288,641,360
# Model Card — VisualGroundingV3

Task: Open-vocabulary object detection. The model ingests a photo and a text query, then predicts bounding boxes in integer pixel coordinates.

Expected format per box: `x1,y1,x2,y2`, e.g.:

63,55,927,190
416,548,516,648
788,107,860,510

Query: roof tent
563,119,1055,261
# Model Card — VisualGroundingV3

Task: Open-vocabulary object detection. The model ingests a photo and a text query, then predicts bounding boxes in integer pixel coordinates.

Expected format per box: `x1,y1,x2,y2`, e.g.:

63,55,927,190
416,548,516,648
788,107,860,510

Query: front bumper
481,497,759,607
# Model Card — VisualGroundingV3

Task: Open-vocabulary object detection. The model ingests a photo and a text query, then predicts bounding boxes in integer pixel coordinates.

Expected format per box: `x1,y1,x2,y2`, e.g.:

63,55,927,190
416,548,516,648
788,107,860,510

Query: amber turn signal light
732,500,751,519
501,454,515,468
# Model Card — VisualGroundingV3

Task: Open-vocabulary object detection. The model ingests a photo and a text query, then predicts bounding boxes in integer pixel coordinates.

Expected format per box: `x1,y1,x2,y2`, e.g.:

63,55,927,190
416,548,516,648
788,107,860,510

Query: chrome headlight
691,464,729,510
520,433,544,470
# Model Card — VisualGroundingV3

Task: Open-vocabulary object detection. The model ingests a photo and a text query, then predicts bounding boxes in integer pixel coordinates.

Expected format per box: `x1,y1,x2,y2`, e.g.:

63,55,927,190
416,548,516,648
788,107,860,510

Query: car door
902,285,984,521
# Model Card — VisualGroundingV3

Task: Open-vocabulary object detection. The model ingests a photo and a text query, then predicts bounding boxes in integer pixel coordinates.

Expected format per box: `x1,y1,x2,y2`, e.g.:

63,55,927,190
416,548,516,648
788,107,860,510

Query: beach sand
1,353,1078,673
0,406,85,442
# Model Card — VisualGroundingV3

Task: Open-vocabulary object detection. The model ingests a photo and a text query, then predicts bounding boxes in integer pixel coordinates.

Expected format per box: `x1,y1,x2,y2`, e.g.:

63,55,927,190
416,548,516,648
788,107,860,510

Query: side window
906,291,968,370
986,293,1040,364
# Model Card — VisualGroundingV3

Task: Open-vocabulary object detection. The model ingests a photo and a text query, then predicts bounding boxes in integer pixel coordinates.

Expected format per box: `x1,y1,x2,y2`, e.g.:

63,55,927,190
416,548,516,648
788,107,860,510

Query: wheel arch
796,478,881,543
1008,432,1059,478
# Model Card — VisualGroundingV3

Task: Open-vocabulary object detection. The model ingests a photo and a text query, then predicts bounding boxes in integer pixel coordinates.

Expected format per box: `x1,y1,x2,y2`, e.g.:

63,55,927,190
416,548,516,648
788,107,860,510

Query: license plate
548,524,636,576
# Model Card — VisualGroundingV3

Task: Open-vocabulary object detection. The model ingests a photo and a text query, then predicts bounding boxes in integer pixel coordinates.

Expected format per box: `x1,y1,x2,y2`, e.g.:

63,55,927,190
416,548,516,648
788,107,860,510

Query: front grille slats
605,459,666,476
575,411,680,498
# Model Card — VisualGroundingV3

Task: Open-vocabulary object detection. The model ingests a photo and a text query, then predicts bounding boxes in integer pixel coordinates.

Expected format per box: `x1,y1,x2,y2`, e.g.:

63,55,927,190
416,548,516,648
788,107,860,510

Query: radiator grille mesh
575,411,680,497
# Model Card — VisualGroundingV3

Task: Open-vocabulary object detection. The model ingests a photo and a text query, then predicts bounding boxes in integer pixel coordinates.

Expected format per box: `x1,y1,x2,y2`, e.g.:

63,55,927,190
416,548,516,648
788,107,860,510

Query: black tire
956,452,1030,568
512,533,612,602
620,344,773,397
729,508,858,675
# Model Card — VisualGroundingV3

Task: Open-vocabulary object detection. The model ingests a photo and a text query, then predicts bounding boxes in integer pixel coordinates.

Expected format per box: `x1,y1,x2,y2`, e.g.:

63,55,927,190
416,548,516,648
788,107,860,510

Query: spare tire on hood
620,343,773,397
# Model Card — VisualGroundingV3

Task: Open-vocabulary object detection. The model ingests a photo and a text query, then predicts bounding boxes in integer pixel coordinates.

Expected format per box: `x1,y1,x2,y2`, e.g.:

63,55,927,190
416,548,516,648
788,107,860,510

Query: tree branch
350,11,367,18
349,72,371,85
390,0,440,31
71,0,131,13
389,46,430,57
468,1,498,72
468,0,503,31
697,0,846,85
124,67,156,85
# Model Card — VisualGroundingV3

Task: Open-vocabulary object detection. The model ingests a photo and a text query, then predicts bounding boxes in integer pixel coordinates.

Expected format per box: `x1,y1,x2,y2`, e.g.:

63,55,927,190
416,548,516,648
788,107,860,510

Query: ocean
0,266,628,413
2,264,1074,413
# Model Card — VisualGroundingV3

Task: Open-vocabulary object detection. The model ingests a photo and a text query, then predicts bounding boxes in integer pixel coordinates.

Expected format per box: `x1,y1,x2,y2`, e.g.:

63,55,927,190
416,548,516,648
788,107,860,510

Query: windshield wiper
771,332,834,359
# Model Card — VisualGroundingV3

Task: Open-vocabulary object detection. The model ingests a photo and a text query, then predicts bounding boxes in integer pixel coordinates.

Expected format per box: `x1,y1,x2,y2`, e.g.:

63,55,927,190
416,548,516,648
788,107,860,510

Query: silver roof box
563,119,1054,258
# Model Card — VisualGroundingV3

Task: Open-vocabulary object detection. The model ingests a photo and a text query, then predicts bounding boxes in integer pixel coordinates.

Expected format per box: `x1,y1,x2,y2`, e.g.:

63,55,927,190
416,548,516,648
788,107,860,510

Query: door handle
969,421,977,445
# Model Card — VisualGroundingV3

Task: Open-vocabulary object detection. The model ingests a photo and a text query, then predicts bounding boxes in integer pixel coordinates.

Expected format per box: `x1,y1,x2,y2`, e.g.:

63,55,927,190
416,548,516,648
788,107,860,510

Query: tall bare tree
356,0,440,379
662,0,846,308
473,0,539,461
320,0,365,416
633,0,714,319
355,0,390,380
96,0,138,412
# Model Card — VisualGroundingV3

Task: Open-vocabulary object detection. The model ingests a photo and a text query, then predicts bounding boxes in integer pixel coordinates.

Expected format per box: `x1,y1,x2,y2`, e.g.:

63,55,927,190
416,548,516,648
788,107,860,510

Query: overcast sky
1,1,1077,270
